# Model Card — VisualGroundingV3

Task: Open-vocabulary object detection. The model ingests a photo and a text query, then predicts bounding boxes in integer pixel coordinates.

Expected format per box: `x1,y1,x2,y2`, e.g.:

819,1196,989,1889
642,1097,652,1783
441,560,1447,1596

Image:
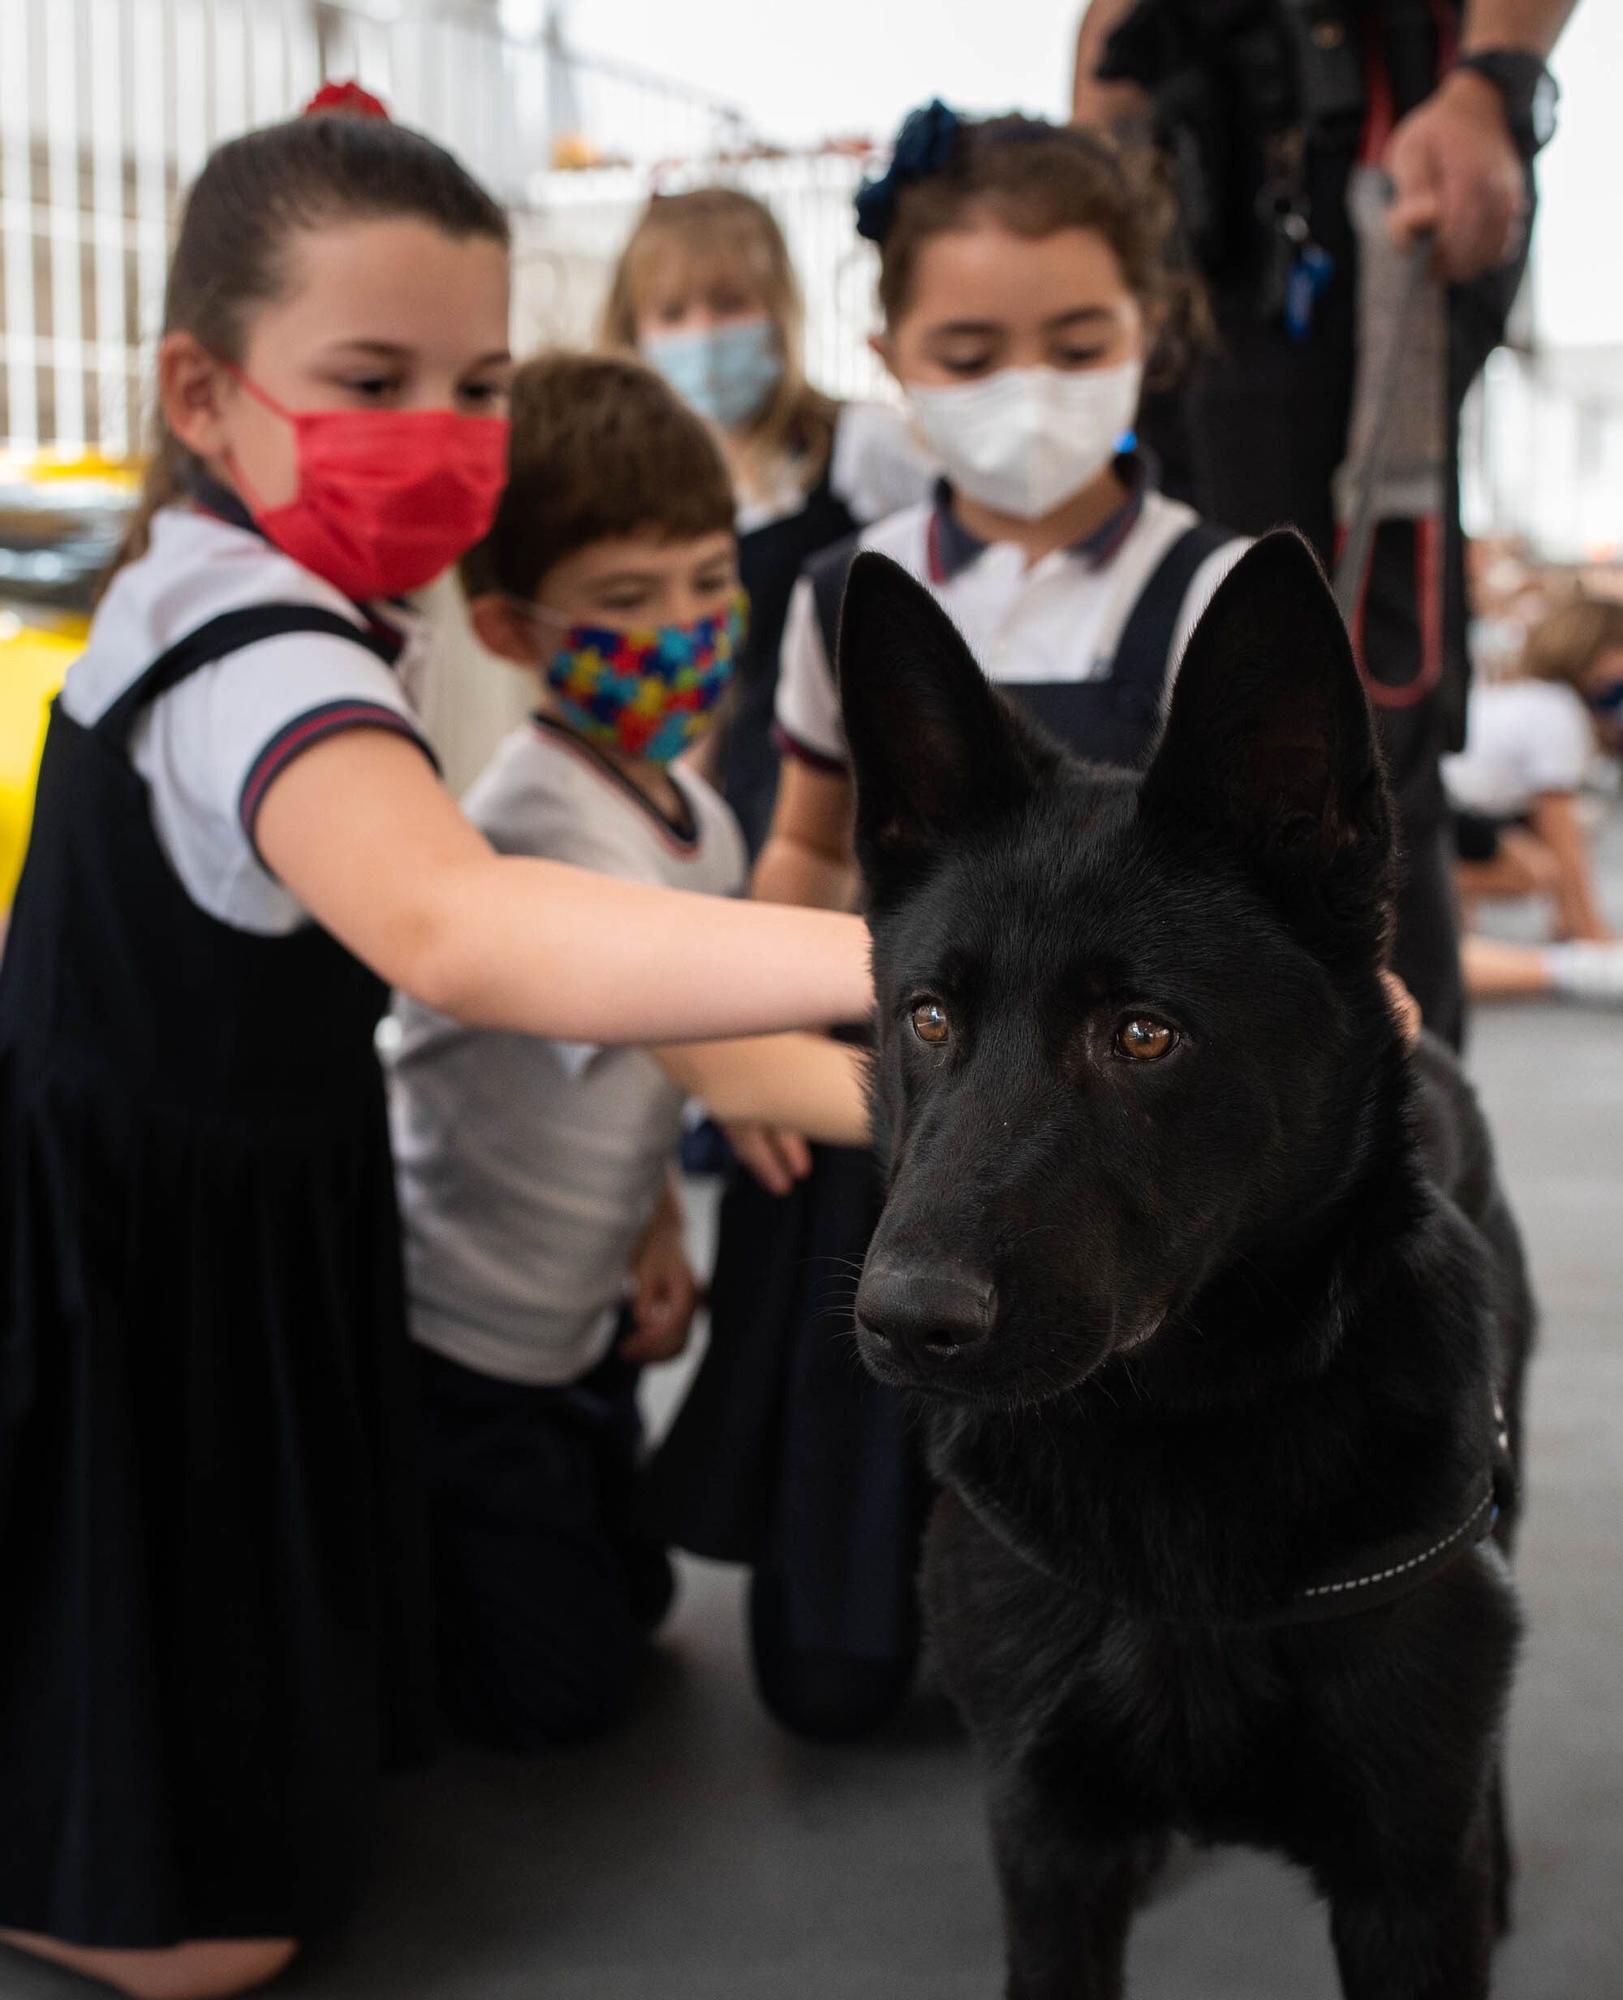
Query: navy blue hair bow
854,98,962,244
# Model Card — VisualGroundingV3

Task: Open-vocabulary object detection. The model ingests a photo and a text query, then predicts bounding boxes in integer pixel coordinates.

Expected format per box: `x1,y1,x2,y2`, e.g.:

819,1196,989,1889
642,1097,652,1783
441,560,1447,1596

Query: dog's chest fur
922,1468,1510,1858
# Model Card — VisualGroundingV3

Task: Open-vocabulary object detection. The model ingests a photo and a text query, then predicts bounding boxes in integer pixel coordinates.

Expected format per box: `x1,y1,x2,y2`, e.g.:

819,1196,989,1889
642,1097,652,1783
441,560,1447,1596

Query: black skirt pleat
0,1050,433,1949
642,1143,929,1663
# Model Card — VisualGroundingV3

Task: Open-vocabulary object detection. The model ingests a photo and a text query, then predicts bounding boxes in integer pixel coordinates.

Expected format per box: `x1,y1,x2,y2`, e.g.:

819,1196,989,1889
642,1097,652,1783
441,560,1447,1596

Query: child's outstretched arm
651,1033,869,1148
256,730,872,1044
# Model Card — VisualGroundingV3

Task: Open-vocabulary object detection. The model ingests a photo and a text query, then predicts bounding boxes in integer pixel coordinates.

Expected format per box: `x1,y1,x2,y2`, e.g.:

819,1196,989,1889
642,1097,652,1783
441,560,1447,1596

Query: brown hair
111,106,509,577
459,350,735,604
1522,596,1623,693
874,115,1203,380
597,186,838,479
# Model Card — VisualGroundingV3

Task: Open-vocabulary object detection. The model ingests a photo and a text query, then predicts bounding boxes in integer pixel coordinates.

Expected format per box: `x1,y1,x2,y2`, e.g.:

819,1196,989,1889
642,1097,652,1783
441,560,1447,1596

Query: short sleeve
135,627,434,933
1518,684,1594,797
772,575,849,773
549,1040,601,1081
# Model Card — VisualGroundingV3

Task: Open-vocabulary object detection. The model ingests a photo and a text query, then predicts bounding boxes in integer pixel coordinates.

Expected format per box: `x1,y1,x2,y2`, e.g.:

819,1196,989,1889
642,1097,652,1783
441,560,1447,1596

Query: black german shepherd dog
837,533,1533,1999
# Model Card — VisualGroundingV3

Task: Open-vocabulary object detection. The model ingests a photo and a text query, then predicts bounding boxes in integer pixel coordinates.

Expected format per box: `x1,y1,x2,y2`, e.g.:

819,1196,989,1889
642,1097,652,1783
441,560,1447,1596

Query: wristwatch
1454,50,1560,158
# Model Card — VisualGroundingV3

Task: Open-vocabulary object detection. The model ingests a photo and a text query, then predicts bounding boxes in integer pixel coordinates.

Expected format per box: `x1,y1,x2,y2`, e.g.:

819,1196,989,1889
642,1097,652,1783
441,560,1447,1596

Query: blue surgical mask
642,317,783,430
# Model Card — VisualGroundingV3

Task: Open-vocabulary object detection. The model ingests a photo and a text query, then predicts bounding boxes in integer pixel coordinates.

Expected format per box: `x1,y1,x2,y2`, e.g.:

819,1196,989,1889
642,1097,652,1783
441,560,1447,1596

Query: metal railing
2,0,329,457
516,150,890,404
0,0,764,459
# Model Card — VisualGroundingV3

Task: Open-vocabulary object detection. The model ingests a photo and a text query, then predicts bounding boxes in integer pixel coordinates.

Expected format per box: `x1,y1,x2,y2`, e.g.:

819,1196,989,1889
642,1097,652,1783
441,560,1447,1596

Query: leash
1330,233,1435,630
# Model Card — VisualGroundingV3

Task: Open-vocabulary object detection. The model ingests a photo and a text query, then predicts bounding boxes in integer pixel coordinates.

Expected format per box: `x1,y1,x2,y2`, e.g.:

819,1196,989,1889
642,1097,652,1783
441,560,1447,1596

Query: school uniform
644,459,1243,1741
0,500,437,1947
1444,677,1598,856
389,718,744,1749
776,457,1241,776
723,401,935,856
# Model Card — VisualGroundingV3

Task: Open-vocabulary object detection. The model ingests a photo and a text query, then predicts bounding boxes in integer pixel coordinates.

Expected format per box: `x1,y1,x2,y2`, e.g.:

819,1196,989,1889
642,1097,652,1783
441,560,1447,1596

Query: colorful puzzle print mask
541,592,746,763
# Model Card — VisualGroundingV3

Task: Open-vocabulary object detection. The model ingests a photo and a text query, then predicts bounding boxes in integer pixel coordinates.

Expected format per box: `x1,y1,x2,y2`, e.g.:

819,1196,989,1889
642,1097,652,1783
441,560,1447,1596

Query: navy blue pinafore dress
0,607,434,1948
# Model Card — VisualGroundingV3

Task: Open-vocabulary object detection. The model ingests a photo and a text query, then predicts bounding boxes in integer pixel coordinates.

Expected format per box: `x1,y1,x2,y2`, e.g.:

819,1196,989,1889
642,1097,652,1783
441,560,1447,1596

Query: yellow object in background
0,612,82,907
0,450,139,909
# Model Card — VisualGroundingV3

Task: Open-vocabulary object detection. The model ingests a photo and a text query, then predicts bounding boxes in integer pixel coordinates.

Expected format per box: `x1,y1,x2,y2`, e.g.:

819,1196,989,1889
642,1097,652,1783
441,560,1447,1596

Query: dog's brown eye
910,1000,951,1046
1115,1015,1177,1062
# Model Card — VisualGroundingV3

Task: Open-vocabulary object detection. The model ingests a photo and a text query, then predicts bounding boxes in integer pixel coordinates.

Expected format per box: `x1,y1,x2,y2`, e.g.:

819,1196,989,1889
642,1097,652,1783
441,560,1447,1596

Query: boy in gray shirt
389,354,769,1747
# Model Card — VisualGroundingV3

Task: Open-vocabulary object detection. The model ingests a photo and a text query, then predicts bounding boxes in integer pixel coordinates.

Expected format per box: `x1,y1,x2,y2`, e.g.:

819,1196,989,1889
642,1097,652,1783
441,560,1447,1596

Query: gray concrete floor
5,820,1621,2000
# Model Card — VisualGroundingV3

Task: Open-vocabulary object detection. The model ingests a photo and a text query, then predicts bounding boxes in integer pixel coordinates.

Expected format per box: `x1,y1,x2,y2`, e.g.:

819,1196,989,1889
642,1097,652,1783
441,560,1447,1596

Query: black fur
837,535,1533,1999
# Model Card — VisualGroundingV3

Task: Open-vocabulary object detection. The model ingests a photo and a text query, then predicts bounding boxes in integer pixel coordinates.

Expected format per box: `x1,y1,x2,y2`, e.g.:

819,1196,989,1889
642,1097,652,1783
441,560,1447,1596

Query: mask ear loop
503,596,581,652
507,591,749,656
204,356,294,518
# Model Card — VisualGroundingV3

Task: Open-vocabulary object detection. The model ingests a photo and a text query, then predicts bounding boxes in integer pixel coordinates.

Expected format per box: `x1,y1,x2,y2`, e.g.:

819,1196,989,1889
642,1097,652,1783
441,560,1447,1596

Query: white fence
515,151,888,401
12,0,1608,563
0,0,769,459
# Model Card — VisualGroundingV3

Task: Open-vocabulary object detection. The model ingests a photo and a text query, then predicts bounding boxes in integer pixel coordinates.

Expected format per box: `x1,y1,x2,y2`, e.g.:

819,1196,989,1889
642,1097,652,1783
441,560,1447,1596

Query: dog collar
955,1398,1515,1631
1249,1478,1501,1627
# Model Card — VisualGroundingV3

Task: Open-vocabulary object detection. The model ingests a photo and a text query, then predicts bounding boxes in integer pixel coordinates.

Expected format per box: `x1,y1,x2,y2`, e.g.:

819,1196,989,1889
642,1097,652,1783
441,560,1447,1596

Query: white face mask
906,360,1143,520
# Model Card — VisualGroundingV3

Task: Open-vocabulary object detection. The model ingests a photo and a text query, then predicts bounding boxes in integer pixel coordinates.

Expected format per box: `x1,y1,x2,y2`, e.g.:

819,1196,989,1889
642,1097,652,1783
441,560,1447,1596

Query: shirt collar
185,462,258,537
926,450,1153,584
181,461,409,649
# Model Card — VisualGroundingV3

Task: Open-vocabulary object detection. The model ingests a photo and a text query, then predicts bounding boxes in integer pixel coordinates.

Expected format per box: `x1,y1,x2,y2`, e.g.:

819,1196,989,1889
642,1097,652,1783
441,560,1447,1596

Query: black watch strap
1454,50,1559,157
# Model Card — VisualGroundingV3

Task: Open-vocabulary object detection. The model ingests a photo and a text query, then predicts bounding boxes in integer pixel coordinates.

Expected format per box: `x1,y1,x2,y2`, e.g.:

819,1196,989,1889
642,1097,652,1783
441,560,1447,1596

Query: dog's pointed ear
838,551,1057,901
1139,531,1393,938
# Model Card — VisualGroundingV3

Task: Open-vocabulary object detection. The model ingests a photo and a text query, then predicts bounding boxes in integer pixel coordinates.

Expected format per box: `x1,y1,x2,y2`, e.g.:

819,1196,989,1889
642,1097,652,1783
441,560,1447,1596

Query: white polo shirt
60,504,432,935
1443,678,1598,819
734,399,936,535
775,466,1244,773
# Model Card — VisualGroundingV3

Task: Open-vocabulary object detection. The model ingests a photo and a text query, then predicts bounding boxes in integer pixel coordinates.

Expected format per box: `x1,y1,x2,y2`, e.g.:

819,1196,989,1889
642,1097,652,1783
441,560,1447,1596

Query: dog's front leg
1326,1831,1497,2000
987,1763,1158,2000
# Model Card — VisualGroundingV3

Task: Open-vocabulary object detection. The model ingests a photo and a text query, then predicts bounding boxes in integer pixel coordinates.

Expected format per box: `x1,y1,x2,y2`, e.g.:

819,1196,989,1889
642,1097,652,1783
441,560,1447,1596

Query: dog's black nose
855,1256,997,1367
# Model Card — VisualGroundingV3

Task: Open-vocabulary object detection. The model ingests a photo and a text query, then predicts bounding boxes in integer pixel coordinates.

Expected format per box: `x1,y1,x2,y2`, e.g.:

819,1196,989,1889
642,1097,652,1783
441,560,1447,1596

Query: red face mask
223,367,509,602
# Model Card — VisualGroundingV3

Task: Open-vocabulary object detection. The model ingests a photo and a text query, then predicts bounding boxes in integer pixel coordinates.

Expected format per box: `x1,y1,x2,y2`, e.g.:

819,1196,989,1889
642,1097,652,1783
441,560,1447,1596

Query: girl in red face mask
0,96,870,2000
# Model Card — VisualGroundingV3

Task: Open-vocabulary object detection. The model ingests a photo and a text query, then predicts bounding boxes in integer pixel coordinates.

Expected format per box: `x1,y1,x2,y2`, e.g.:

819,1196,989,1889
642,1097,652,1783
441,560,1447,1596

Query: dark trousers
1145,144,1528,1052
416,1339,673,1752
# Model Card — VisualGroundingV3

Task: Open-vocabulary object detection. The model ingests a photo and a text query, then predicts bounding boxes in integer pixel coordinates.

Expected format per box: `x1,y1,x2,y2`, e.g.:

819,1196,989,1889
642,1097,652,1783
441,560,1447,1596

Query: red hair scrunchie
303,79,390,121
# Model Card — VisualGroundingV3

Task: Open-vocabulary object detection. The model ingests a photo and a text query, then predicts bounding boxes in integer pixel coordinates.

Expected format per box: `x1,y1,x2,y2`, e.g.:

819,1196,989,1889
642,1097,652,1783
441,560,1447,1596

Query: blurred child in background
1450,595,1623,1003
600,186,932,855
390,353,866,1753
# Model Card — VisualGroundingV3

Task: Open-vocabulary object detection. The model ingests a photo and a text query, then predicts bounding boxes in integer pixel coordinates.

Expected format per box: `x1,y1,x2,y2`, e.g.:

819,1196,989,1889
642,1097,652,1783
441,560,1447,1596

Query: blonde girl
600,186,932,852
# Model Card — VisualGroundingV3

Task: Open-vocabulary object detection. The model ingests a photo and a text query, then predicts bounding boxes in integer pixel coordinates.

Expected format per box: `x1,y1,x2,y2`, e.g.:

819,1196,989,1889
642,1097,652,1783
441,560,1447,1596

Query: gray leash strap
1331,236,1435,624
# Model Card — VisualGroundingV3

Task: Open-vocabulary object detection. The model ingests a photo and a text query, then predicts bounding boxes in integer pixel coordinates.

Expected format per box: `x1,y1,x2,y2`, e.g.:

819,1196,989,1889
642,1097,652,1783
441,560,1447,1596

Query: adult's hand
1383,69,1528,282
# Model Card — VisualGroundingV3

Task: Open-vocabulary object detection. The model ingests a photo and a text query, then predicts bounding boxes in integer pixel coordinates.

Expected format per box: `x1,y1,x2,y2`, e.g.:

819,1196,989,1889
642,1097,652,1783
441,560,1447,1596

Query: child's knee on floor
418,1342,674,1751
437,1542,654,1752
747,1568,916,1743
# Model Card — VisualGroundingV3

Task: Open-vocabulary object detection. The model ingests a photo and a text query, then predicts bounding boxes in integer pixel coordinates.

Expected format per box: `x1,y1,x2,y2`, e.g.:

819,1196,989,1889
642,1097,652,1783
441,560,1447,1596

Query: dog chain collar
957,1399,1514,1631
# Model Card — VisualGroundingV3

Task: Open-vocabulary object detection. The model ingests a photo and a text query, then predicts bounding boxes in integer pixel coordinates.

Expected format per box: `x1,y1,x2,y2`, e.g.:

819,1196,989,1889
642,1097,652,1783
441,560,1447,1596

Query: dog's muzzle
854,1254,998,1379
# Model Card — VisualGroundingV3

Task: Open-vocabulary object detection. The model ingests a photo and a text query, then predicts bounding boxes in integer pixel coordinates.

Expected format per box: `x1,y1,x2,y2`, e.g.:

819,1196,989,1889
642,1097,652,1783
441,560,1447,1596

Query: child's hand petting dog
725,1120,814,1197
622,1196,699,1366
1383,970,1423,1045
